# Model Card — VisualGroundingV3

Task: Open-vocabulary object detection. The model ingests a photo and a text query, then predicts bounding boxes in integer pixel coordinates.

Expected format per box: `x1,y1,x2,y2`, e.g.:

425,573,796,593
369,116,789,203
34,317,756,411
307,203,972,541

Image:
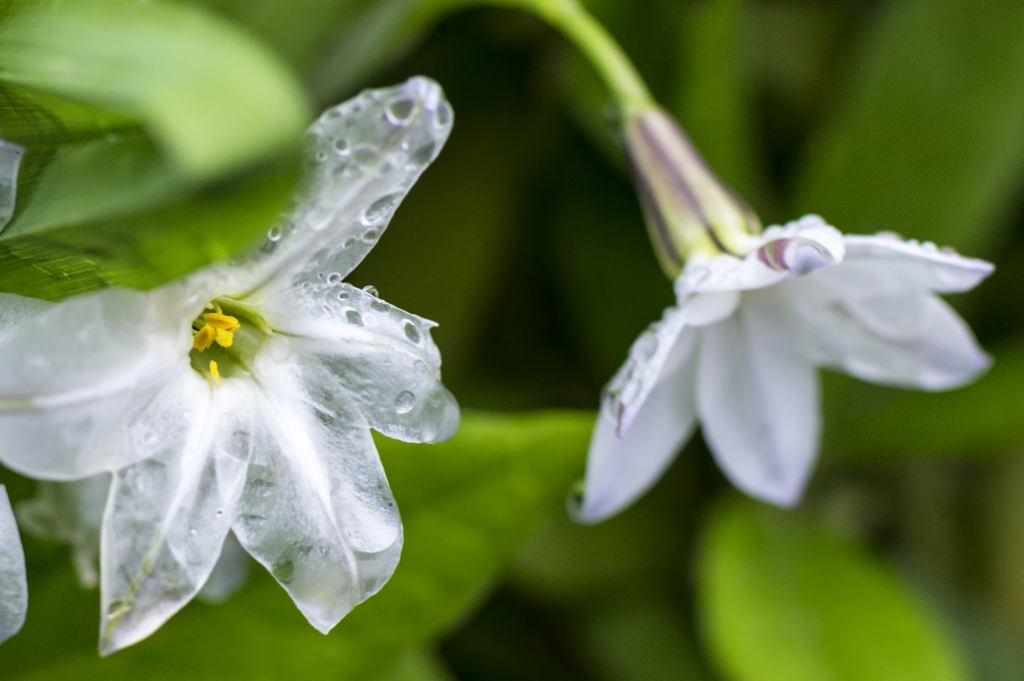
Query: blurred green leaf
823,340,1024,461
697,497,969,681
795,0,1024,255
0,160,296,301
3,410,592,680
0,0,310,180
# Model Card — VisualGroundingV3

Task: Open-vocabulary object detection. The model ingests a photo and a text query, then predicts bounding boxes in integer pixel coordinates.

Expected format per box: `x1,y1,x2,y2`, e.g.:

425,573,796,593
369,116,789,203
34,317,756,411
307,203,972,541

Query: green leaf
794,0,1024,255
2,410,592,679
697,497,969,681
0,160,297,300
823,340,1024,461
0,0,310,181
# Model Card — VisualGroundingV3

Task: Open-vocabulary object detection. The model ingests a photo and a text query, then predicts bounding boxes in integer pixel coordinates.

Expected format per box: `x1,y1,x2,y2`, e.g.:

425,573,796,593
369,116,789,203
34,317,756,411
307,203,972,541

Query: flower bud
624,108,761,277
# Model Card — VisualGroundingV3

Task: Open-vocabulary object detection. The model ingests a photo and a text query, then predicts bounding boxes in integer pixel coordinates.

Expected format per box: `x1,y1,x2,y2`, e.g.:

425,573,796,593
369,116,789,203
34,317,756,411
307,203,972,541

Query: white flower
0,485,28,646
577,215,992,522
0,77,458,653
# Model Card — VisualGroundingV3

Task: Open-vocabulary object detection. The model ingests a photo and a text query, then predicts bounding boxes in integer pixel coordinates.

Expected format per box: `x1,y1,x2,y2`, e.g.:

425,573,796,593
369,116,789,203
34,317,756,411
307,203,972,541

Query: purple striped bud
625,108,761,277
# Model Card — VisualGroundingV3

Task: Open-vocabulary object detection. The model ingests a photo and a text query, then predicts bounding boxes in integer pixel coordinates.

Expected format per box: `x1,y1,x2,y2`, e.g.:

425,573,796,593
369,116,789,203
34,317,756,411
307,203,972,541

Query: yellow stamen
209,360,221,385
203,313,240,332
192,325,216,352
214,328,234,348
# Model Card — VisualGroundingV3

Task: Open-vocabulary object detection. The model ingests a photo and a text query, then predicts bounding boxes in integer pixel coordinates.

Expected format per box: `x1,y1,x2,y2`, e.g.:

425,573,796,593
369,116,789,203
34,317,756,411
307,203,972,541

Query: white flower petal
841,234,992,293
253,283,458,443
603,292,735,435
676,216,844,296
229,77,453,296
230,379,401,634
0,292,51,339
197,532,250,605
577,329,699,523
697,290,820,507
0,288,194,480
801,290,990,389
17,474,110,588
0,139,24,232
0,485,27,646
99,383,246,655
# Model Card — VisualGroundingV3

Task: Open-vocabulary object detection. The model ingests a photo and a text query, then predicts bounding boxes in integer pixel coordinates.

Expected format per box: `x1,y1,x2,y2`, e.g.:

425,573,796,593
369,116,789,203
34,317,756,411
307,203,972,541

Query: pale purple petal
0,485,27,646
577,327,699,523
697,289,820,507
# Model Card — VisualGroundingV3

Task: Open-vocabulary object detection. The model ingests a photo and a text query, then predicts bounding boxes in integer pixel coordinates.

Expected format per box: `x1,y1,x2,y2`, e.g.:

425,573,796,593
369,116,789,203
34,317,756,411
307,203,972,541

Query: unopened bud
624,108,761,277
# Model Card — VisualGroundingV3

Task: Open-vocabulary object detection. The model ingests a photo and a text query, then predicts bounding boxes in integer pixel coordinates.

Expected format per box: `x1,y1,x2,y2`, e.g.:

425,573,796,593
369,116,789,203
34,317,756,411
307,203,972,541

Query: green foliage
1,411,591,680
698,497,969,681
795,0,1024,255
0,0,308,300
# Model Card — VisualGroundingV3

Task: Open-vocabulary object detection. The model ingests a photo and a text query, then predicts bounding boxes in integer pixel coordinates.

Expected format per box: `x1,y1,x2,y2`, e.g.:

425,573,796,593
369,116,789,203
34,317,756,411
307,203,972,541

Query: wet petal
0,288,196,480
0,139,24,232
841,233,992,293
197,532,250,604
697,289,820,507
677,216,844,296
99,383,246,655
577,328,699,523
0,485,27,646
252,283,458,444
230,377,401,634
17,474,110,588
229,77,453,296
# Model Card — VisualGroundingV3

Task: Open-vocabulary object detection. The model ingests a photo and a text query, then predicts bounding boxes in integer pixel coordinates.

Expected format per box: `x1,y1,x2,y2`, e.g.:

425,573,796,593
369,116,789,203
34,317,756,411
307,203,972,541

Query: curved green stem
442,0,656,120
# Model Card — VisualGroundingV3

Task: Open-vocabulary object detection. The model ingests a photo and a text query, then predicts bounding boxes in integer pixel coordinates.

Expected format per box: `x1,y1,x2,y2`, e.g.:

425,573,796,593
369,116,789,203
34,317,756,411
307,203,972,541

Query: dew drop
343,238,356,249
188,528,197,539
395,391,415,414
346,309,363,326
268,224,282,242
361,285,379,297
385,98,416,126
107,599,130,618
333,138,350,156
408,141,436,167
327,273,342,284
215,509,224,517
353,145,378,165
436,103,452,127
371,301,389,312
362,192,402,225
337,291,349,301
272,559,295,584
315,150,328,163
363,229,378,241
403,320,421,344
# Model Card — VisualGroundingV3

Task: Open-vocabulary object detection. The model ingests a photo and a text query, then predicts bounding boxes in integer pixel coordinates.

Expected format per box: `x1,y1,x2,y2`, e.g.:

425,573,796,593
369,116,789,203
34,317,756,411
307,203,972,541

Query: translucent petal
227,77,454,296
577,329,699,523
603,293,735,435
0,287,196,480
99,382,247,655
842,233,993,293
17,474,110,588
0,292,51,340
197,532,250,604
676,216,845,296
230,378,402,634
0,139,24,232
0,486,27,646
799,290,989,390
252,282,458,444
697,291,820,507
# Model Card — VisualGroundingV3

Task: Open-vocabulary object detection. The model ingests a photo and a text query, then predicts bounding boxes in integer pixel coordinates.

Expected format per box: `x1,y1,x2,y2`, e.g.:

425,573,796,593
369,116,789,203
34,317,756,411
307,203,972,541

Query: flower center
189,299,271,384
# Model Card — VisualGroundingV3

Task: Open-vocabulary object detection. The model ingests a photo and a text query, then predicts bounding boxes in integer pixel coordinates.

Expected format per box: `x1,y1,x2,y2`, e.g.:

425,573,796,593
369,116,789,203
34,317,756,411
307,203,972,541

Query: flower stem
444,0,656,120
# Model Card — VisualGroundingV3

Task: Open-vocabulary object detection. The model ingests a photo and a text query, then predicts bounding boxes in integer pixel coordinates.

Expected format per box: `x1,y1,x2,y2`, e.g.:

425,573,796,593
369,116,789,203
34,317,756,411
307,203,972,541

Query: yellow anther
214,328,234,348
209,360,221,385
203,313,240,332
192,325,216,352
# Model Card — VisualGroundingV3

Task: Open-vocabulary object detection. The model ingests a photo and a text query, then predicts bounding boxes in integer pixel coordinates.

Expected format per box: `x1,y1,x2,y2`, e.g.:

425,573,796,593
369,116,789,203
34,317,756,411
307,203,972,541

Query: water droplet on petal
408,141,436,168
362,285,379,297
385,98,416,126
346,309,363,326
362,192,402,225
272,559,295,584
333,138,350,156
337,291,349,301
395,391,415,414
327,273,342,284
267,224,282,242
188,528,197,539
403,320,421,344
